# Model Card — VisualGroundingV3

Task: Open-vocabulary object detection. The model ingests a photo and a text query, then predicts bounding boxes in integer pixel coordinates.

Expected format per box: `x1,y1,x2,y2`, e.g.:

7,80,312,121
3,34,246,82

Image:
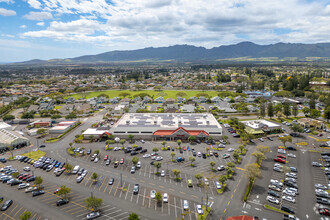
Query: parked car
108,178,114,185
163,193,168,203
150,190,156,199
133,184,139,194
32,190,45,197
287,146,297,151
86,212,101,219
56,198,69,206
196,204,203,215
217,165,225,171
1,199,13,211
268,190,280,198
183,200,189,210
282,195,295,203
281,205,295,214
266,196,279,204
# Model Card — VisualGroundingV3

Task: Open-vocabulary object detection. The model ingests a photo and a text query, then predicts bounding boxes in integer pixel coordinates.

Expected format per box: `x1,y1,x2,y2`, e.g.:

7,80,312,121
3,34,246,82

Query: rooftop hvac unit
126,120,130,125
206,121,210,124
154,120,157,124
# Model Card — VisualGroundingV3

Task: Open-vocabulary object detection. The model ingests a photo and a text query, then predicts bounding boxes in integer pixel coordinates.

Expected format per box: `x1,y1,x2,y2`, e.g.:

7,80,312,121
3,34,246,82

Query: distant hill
19,42,330,64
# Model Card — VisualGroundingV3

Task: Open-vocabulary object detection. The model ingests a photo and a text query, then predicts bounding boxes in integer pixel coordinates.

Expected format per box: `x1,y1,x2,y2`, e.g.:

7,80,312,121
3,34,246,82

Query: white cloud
36,21,44,26
1,34,15,38
20,25,27,28
24,11,53,20
26,0,41,9
0,0,14,4
0,8,16,16
20,0,330,49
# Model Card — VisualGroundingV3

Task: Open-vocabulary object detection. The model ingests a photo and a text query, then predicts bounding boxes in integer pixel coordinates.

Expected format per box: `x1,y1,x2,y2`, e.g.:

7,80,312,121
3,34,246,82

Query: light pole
120,173,123,188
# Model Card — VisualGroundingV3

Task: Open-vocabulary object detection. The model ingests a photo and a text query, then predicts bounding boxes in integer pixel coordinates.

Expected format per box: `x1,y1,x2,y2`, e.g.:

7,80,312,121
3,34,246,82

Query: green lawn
197,206,211,220
21,150,46,160
64,90,241,100
54,105,62,110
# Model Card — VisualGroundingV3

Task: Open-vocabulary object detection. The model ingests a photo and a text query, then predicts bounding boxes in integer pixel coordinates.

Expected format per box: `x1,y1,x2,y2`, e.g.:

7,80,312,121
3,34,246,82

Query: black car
26,176,36,182
281,205,295,214
150,161,155,165
87,149,92,155
124,149,132,154
267,137,273,141
19,156,26,162
287,146,297,151
268,190,280,198
24,157,29,163
290,133,299,137
10,180,22,186
0,158,7,163
56,199,69,206
171,147,175,151
1,199,13,211
284,181,298,189
32,190,45,197
140,149,147,154
214,152,219,157
135,147,142,151
180,149,183,154
317,197,330,205
202,153,206,159
130,151,138,156
39,145,46,148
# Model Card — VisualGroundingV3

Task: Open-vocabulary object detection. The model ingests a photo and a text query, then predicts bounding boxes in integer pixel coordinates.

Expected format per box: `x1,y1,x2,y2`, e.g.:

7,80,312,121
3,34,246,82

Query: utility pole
120,173,122,188
91,191,93,198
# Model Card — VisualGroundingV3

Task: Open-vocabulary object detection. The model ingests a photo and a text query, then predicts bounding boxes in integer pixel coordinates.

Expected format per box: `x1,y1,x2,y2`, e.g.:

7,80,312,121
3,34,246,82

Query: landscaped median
21,150,46,160
264,204,292,215
243,178,254,202
217,183,226,194
45,121,82,143
197,206,211,220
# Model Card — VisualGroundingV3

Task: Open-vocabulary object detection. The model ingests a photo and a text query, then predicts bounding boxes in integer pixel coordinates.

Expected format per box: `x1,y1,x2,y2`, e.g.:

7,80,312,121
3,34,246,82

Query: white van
72,165,80,174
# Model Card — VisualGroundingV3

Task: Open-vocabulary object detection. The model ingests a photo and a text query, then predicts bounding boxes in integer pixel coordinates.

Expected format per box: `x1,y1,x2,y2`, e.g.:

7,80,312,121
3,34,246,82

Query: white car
282,195,295,203
136,161,141,168
209,151,213,156
196,204,203,215
268,185,281,192
143,154,150,158
270,179,283,186
163,193,168,203
23,167,30,172
266,196,279,204
285,177,296,183
285,187,298,195
216,181,221,189
183,200,189,210
204,178,209,186
274,163,283,168
114,147,120,151
161,170,165,177
82,170,88,177
287,153,296,158
25,186,37,193
156,156,163,161
151,156,156,160
94,157,99,163
150,190,156,199
283,189,296,197
217,165,225,171
228,148,234,152
286,173,297,178
315,184,327,190
197,152,202,157
18,183,30,189
259,138,264,142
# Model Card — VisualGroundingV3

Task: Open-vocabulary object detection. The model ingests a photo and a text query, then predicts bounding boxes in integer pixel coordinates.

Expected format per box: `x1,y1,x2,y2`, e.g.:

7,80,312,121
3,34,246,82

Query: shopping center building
110,113,222,141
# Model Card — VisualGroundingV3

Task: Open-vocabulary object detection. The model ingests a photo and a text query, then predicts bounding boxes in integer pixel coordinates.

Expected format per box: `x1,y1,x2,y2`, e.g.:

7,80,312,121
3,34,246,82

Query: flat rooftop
242,119,280,129
114,113,220,129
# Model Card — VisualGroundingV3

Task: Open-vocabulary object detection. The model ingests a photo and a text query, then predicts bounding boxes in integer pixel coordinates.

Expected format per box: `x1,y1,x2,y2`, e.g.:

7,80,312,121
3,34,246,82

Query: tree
225,167,234,177
8,145,14,159
267,103,274,118
128,134,134,143
291,123,304,137
292,104,298,117
283,102,291,118
172,169,181,181
132,156,139,166
195,173,203,186
227,162,235,168
34,176,43,189
260,103,265,118
161,141,167,147
244,163,261,183
37,128,48,135
128,213,140,220
57,185,71,199
324,106,330,122
251,151,267,165
256,145,270,154
64,163,73,174
155,192,162,204
310,109,321,119
118,92,131,98
189,156,195,166
2,114,14,121
188,136,196,143
276,111,285,121
309,98,316,110
152,147,159,152
91,172,98,183
170,152,175,160
154,162,162,174
119,139,126,147
278,136,292,147
210,161,216,170
176,92,187,97
177,139,182,148
222,135,229,144
84,196,103,211
233,151,240,163
239,145,245,154
19,211,32,220
302,107,310,117
218,175,227,187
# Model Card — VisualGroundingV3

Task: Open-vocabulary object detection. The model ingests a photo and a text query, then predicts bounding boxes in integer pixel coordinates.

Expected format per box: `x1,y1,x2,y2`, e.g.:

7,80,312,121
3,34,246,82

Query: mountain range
19,41,330,64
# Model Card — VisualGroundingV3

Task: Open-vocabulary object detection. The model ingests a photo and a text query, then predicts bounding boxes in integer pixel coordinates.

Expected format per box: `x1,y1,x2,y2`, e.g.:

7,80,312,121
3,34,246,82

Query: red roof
153,127,209,136
227,216,254,220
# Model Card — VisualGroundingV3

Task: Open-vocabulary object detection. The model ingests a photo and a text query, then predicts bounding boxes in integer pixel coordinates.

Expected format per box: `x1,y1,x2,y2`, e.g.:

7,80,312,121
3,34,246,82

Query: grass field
21,150,46,160
65,90,241,100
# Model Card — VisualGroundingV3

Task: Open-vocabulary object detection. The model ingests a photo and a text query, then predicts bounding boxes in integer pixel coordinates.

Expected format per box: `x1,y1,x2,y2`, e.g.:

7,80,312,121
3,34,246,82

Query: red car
22,175,32,181
183,146,187,151
318,133,323,137
273,158,286,163
319,208,330,216
277,155,286,159
104,155,108,161
120,158,124,164
54,187,61,194
18,174,29,180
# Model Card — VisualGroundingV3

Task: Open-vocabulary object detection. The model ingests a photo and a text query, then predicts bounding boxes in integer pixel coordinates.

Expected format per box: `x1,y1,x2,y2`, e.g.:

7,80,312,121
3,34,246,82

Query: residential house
198,96,207,103
211,96,222,103
297,118,325,129
177,96,186,103
155,96,165,103
180,104,195,113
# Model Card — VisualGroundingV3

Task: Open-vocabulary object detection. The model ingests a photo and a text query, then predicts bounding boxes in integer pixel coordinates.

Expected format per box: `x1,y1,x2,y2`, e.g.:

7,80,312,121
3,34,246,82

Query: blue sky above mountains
1,0,330,62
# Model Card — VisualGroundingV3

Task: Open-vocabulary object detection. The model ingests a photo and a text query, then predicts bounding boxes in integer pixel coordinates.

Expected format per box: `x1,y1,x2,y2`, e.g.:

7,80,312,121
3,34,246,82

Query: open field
65,90,242,99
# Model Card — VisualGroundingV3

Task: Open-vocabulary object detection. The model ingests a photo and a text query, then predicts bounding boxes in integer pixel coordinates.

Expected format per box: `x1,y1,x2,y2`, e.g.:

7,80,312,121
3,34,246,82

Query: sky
1,0,330,62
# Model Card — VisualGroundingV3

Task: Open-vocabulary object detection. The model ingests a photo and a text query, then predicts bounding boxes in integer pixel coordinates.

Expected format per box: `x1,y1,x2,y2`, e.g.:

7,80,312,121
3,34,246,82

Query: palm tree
58,185,71,199
91,172,98,183
19,211,32,220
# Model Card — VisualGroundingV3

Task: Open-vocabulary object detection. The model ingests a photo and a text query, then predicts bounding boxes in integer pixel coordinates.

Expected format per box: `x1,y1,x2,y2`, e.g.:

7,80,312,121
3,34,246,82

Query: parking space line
125,183,130,200
0,211,15,220
12,207,23,218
